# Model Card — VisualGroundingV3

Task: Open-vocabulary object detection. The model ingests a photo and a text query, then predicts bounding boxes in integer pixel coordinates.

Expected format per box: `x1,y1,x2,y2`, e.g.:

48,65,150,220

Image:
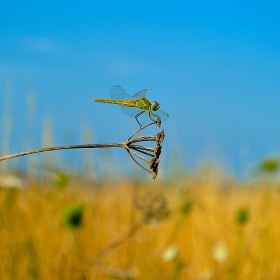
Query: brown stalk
0,118,165,179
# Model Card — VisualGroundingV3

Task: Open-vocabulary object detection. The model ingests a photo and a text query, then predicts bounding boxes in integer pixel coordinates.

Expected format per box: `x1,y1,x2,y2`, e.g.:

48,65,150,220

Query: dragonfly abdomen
94,98,137,107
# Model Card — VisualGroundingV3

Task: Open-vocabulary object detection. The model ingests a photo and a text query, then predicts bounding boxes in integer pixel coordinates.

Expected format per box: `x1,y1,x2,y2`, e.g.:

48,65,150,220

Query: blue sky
0,1,280,177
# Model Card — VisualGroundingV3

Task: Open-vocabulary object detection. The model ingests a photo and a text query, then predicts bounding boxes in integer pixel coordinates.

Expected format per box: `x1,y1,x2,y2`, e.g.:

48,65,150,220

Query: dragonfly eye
151,101,160,111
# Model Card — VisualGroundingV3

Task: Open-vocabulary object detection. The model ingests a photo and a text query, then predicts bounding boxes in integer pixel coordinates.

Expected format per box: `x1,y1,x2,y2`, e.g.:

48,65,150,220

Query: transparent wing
131,89,147,100
110,85,147,100
121,106,143,117
109,85,132,100
153,109,169,120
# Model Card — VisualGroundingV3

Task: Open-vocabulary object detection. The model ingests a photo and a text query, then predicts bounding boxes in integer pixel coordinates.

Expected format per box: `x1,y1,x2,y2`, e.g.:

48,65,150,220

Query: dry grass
1,173,280,280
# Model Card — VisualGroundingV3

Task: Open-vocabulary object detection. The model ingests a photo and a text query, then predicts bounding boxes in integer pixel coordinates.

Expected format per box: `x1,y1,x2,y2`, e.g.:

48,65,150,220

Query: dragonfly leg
135,111,144,127
148,111,157,122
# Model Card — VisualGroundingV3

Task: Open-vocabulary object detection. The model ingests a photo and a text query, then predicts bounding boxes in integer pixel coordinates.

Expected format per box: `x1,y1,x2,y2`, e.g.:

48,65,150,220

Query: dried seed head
156,117,161,127
154,145,162,158
125,123,165,179
156,130,165,144
150,157,160,173
134,194,170,223
152,172,157,179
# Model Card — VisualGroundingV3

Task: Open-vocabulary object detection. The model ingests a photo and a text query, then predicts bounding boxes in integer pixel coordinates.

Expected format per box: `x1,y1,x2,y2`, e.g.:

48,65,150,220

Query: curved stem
130,147,154,157
129,149,151,164
0,143,123,162
126,150,152,175
127,121,157,141
128,136,156,144
0,123,163,179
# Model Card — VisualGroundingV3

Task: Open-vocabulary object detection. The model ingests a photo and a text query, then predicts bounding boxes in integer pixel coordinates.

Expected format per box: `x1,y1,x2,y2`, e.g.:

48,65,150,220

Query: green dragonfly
94,85,169,127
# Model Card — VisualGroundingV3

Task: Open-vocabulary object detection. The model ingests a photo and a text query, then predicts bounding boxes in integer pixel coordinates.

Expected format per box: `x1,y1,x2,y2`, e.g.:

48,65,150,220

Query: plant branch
0,143,123,162
0,118,165,179
84,220,144,270
127,151,153,175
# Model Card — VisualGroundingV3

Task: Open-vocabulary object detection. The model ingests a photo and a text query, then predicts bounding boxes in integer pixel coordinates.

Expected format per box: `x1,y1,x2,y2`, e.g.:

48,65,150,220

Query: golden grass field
1,170,280,280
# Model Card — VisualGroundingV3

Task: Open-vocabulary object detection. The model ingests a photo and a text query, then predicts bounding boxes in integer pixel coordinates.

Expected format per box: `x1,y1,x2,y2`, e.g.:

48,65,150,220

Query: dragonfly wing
153,109,169,120
110,85,147,100
121,106,143,117
109,85,132,100
131,89,147,100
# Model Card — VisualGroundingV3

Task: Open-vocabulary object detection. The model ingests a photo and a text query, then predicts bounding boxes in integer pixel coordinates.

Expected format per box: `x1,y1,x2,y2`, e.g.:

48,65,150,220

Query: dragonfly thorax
151,101,160,111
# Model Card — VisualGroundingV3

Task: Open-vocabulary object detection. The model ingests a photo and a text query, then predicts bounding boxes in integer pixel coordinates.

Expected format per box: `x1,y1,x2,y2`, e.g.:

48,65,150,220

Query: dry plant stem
127,120,157,141
0,119,164,178
130,146,154,157
0,143,123,162
127,151,152,174
0,136,156,163
129,135,157,144
0,120,157,163
129,149,150,164
84,220,144,270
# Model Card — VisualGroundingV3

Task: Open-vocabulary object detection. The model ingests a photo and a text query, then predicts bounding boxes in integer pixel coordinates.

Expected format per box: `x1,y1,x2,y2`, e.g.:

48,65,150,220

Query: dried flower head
134,194,170,223
125,128,165,179
156,116,162,127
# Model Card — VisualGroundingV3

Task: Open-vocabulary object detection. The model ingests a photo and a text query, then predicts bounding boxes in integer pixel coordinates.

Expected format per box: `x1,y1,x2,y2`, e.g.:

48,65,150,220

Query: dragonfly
94,85,169,127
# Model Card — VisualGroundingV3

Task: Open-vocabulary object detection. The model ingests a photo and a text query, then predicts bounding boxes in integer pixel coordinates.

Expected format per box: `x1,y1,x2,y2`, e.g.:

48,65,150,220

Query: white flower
211,241,229,263
0,175,24,189
161,245,179,262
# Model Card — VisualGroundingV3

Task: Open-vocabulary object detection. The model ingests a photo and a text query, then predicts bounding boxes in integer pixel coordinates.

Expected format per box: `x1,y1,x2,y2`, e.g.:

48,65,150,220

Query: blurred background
1,0,280,178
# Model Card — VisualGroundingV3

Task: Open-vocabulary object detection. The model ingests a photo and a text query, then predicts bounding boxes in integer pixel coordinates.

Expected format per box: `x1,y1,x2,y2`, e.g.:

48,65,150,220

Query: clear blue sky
0,1,280,177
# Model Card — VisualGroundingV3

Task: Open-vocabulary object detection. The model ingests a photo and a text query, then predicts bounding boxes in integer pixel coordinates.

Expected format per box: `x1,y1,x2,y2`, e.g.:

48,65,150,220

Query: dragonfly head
151,101,160,111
